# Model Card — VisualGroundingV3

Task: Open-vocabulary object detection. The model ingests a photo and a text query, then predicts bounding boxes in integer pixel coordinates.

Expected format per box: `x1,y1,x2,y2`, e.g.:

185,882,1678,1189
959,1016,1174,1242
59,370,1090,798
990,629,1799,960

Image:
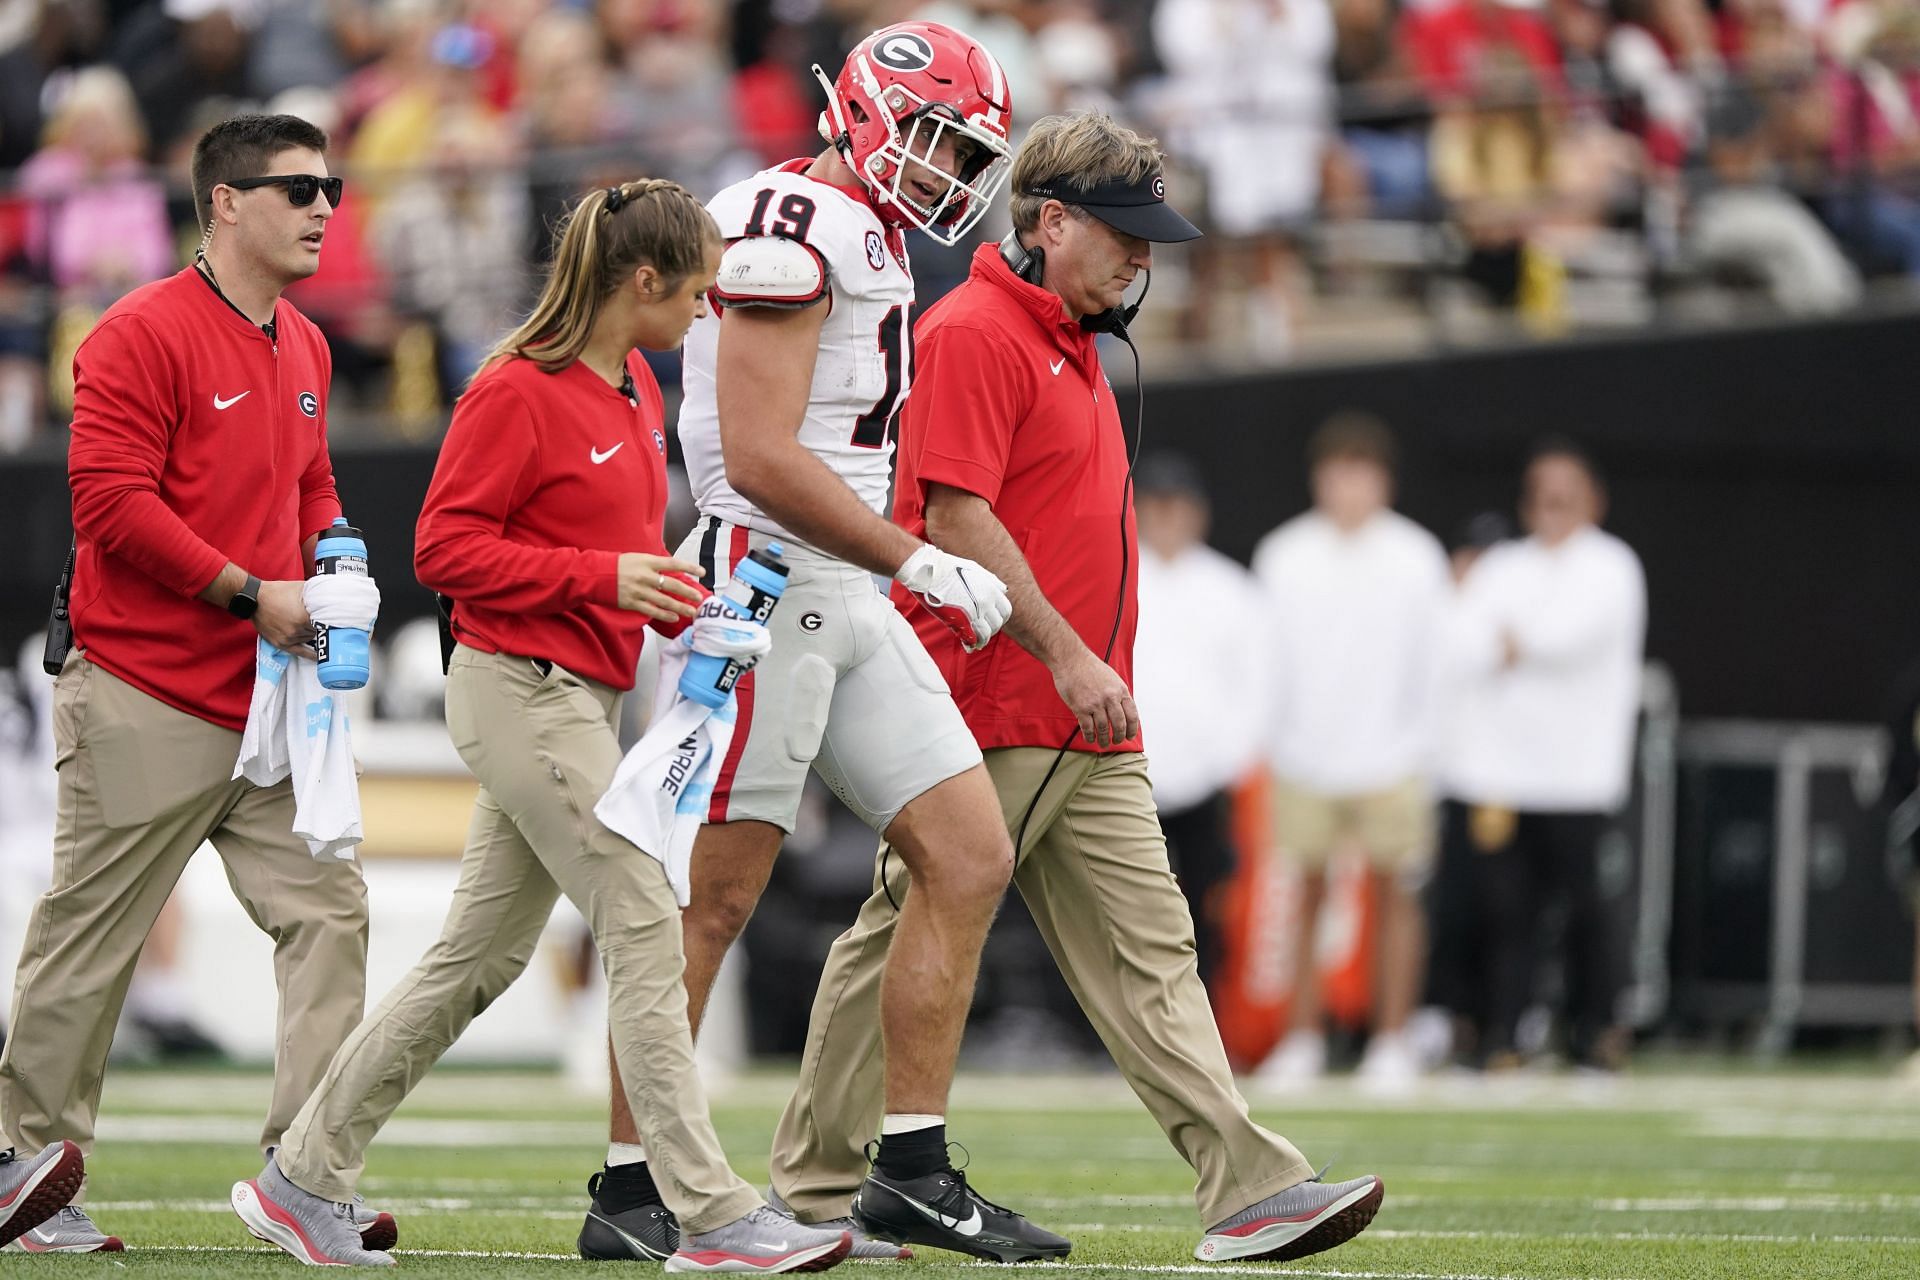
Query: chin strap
813,63,850,151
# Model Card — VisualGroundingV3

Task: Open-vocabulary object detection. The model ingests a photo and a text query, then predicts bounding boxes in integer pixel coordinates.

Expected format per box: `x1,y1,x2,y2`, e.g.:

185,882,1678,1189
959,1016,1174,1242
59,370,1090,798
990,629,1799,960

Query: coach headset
882,166,1204,906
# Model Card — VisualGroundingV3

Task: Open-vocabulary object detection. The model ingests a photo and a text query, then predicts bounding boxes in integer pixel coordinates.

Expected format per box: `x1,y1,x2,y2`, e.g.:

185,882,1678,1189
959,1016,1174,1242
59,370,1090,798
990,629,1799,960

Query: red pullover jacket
68,266,341,730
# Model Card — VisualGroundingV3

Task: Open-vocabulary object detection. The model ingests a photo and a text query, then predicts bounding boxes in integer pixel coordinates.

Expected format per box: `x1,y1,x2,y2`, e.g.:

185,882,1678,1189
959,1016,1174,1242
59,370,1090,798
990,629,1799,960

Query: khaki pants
1271,773,1434,873
276,647,758,1232
0,655,369,1171
770,748,1313,1228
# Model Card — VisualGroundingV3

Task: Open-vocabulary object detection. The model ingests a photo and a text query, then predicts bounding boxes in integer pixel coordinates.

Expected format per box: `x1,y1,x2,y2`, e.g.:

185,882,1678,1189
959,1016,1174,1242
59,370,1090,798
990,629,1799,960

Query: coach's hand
1053,647,1139,748
617,553,706,623
256,579,319,659
895,544,1011,652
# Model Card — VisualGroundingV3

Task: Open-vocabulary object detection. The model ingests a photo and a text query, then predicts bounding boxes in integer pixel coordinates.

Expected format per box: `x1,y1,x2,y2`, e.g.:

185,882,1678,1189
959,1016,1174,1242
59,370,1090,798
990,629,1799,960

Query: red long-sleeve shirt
68,267,341,730
415,352,687,690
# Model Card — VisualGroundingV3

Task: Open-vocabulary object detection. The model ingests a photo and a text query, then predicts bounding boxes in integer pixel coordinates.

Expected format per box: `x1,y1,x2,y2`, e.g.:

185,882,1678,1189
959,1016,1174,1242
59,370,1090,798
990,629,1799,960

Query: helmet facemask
813,25,1013,247
854,92,1011,245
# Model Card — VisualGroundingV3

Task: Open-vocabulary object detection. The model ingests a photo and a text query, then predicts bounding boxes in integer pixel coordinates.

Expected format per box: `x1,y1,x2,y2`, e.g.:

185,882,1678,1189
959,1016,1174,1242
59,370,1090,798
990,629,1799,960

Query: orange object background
1210,772,1378,1071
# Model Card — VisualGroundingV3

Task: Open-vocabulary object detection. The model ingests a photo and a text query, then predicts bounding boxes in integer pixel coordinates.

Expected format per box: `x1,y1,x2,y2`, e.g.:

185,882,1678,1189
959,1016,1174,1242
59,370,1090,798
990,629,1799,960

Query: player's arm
717,301,922,576
924,482,1138,748
717,236,1009,648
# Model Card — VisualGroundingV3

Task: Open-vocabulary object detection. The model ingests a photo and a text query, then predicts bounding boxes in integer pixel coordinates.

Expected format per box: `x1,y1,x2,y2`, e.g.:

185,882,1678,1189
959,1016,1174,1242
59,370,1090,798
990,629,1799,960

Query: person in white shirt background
1251,414,1450,1091
1439,439,1647,1072
1421,510,1514,1069
1132,454,1270,989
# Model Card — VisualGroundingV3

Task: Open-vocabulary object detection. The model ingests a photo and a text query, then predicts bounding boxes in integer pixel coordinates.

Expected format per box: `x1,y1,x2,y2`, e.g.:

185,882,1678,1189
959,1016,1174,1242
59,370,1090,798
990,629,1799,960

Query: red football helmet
814,22,1013,245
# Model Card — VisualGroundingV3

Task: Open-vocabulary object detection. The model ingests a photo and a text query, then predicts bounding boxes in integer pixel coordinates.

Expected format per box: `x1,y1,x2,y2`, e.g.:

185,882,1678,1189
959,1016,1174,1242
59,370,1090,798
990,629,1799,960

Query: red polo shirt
892,244,1140,753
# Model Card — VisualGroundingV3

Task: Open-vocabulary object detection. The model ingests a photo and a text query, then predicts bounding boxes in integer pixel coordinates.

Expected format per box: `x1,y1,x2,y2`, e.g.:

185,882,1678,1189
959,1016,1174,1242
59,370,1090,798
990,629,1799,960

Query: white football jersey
679,162,914,545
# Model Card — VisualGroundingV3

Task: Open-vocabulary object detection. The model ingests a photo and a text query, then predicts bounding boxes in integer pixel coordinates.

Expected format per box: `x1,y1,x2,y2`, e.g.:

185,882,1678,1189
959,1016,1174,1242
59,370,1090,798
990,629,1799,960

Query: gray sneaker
264,1145,396,1251
0,1142,84,1249
7,1204,124,1253
768,1188,911,1260
231,1155,396,1266
666,1203,852,1274
1193,1171,1384,1262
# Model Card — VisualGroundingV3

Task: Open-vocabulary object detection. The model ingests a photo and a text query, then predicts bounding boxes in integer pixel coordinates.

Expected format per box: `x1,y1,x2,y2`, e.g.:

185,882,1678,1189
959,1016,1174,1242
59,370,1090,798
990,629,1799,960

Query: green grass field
17,1063,1920,1279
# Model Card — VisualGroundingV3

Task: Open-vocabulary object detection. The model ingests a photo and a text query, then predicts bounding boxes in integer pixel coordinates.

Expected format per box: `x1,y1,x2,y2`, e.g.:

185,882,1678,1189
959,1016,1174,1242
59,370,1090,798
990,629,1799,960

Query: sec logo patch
866,231,886,271
298,391,319,417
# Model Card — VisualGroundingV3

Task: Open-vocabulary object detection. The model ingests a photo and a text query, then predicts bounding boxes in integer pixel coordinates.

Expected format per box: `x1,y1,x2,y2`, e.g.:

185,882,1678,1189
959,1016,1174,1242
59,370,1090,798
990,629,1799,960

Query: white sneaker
1402,1006,1455,1072
1254,1031,1326,1090
1356,1032,1419,1096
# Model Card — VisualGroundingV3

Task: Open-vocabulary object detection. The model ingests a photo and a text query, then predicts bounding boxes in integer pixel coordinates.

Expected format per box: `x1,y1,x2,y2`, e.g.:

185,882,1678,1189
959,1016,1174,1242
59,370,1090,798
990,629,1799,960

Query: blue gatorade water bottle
678,543,789,709
313,518,371,691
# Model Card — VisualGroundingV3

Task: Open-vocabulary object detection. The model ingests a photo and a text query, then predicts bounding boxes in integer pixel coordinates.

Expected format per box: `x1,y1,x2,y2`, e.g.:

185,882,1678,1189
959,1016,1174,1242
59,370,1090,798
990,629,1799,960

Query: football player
575,21,1069,1268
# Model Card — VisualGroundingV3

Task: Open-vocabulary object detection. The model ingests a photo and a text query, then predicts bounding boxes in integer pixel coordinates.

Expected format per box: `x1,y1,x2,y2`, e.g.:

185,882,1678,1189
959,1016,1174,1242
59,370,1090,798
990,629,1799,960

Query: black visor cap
1020,170,1201,243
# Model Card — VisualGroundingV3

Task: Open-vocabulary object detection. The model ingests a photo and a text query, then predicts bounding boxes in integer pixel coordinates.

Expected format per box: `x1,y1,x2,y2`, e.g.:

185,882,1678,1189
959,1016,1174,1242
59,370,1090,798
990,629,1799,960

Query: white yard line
124,1246,1641,1279
1057,1225,1920,1247
94,1114,612,1146
97,1191,1920,1217
95,1068,1920,1121
1384,1193,1920,1212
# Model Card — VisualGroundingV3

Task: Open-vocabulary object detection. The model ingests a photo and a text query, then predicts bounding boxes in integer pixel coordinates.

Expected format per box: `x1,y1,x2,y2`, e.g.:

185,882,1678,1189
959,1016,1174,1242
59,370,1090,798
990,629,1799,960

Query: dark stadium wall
3,310,1916,722
1149,308,1920,724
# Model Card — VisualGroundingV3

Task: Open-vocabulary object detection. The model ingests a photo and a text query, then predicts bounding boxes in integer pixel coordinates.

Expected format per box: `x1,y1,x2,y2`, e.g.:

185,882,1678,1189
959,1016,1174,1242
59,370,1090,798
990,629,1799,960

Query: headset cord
883,329,1145,912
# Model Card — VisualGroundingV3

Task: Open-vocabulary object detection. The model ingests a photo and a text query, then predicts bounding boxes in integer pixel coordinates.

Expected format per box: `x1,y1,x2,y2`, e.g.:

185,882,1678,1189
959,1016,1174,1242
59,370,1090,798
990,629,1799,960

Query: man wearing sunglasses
0,114,386,1256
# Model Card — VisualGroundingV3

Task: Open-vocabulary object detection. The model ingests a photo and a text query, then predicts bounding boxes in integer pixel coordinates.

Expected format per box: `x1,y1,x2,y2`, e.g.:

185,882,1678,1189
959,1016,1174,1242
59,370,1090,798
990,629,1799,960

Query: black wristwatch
227,574,263,620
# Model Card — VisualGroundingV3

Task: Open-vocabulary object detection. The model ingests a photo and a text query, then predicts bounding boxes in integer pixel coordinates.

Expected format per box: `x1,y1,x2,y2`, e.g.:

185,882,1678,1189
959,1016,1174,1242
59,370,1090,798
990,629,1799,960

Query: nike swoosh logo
590,443,625,464
891,1189,984,1237
213,391,250,409
1048,358,1065,375
585,1211,672,1260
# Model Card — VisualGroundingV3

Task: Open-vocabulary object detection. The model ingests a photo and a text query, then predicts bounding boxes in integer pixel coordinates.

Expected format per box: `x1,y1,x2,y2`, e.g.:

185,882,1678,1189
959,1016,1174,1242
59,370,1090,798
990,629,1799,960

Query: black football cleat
852,1164,1069,1263
579,1171,680,1261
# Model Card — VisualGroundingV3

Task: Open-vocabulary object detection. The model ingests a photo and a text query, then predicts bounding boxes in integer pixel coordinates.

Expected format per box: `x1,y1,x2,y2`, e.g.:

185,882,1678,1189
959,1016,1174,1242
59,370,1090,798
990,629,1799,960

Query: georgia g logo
298,391,319,417
1152,176,1165,201
872,31,935,72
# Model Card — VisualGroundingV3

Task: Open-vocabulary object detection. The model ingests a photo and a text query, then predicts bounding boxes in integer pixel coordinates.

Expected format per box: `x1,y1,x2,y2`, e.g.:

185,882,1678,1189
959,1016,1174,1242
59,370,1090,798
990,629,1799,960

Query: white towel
304,571,382,634
234,640,365,862
231,574,377,859
596,610,771,905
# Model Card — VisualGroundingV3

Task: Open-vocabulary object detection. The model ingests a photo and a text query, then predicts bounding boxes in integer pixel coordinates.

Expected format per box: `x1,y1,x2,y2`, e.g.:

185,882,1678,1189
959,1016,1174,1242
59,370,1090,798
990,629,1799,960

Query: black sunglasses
226,174,344,208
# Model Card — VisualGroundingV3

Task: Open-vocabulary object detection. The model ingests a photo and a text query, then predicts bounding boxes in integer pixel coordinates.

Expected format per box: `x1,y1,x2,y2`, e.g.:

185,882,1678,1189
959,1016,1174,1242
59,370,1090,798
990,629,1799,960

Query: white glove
894,545,1011,652
688,597,773,667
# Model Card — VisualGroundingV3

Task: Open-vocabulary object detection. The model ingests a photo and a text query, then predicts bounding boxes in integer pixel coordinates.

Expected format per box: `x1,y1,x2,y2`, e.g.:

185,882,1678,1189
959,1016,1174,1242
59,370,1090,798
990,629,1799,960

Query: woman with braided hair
227,180,853,1273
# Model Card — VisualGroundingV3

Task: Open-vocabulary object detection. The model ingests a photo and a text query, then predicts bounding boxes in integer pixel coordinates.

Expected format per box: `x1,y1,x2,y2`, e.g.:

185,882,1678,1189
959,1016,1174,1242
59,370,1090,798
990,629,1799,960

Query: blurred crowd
3,0,1920,446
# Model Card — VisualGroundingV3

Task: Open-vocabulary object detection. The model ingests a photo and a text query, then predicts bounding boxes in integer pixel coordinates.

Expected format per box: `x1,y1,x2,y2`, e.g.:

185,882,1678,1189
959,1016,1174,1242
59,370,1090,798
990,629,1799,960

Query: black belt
531,657,553,677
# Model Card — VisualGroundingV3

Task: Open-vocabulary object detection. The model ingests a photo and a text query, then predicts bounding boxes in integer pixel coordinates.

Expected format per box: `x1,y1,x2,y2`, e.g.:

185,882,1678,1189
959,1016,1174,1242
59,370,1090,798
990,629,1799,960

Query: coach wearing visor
766,111,1385,1267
